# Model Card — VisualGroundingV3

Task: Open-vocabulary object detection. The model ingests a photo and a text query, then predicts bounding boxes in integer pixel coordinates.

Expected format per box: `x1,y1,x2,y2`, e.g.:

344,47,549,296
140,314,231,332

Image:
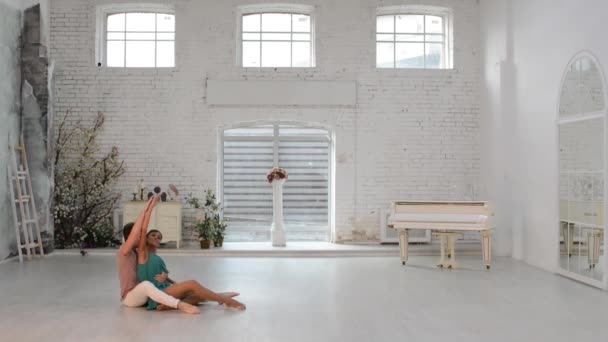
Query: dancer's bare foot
177,301,200,314
222,297,246,310
217,292,240,305
156,304,172,311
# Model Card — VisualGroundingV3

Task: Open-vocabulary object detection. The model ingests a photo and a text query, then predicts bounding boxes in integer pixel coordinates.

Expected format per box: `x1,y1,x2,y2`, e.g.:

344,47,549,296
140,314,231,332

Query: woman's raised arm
137,196,158,264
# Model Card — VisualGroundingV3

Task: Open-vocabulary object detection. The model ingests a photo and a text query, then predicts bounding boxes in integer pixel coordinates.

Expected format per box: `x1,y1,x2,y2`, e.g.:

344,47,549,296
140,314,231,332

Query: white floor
2,254,608,342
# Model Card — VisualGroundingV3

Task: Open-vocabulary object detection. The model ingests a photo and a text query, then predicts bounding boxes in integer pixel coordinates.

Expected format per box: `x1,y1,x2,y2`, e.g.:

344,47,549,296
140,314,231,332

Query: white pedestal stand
271,178,286,247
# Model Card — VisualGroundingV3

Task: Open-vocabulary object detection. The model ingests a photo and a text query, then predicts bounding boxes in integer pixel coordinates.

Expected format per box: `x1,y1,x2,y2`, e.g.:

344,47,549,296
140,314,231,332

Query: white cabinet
123,201,182,248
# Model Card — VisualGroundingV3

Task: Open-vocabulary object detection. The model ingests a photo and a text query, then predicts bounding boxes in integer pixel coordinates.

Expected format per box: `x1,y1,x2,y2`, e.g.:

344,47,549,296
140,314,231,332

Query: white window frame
376,5,453,69
217,120,334,241
236,4,316,68
95,3,175,68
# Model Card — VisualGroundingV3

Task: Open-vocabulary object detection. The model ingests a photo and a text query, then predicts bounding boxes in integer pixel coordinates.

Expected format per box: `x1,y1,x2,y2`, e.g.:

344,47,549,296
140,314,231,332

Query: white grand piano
388,201,492,269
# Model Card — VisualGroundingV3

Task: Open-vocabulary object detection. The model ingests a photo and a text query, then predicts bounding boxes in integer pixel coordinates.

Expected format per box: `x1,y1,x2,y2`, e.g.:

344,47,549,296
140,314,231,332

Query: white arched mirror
557,52,607,288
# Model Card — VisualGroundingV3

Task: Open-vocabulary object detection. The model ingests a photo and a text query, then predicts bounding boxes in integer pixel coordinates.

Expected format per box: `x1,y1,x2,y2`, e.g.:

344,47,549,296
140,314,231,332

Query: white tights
122,281,179,309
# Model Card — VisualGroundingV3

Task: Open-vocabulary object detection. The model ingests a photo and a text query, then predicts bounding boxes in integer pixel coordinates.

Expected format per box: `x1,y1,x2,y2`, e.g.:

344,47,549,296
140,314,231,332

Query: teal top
136,252,171,310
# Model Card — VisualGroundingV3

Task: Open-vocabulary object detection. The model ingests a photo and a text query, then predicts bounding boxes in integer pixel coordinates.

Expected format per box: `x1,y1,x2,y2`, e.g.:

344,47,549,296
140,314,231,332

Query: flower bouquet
266,167,288,183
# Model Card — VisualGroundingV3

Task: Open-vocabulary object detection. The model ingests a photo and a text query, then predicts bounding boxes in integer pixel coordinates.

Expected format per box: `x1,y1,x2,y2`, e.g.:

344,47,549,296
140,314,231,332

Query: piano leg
447,234,457,269
481,230,492,270
436,233,458,268
438,234,446,267
398,229,409,265
588,229,601,268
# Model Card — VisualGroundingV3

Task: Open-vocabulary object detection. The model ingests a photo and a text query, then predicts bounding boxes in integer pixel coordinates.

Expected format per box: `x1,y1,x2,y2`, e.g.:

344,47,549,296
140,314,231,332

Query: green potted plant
186,190,227,249
212,216,227,247
202,189,227,248
196,220,213,249
186,193,210,249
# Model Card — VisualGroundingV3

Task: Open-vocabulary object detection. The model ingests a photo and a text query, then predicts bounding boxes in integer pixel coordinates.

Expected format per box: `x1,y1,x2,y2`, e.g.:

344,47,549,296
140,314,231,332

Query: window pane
292,42,311,67
425,43,443,69
107,13,125,31
243,41,260,67
107,32,125,40
126,32,155,40
261,33,291,41
396,34,423,42
292,33,311,41
262,13,291,32
262,42,291,67
425,15,443,34
156,13,174,32
243,33,261,41
376,15,394,33
376,33,394,42
223,139,274,231
157,32,174,40
395,42,424,68
243,14,261,32
292,14,310,32
426,34,443,42
126,13,156,32
125,41,155,67
376,42,394,68
156,41,174,67
396,15,423,33
107,41,124,67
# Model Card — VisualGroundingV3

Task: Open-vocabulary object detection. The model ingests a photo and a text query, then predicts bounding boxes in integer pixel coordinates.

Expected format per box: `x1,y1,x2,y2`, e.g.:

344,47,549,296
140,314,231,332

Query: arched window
219,122,333,241
557,51,607,286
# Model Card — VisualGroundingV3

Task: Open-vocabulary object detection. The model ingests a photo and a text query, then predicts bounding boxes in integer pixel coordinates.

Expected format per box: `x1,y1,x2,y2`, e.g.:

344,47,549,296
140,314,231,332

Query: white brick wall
50,0,481,242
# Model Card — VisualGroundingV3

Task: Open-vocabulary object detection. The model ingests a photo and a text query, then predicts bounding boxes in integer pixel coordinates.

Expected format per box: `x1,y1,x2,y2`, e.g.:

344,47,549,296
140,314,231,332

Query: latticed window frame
236,4,316,68
218,122,334,240
375,5,453,70
95,3,176,68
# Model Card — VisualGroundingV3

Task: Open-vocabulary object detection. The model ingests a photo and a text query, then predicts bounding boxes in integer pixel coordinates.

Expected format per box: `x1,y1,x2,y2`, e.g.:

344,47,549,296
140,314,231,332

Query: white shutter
279,140,329,231
223,140,274,229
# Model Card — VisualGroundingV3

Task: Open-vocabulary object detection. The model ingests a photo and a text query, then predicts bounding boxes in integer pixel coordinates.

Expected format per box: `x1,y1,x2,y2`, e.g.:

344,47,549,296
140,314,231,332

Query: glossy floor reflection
560,254,604,281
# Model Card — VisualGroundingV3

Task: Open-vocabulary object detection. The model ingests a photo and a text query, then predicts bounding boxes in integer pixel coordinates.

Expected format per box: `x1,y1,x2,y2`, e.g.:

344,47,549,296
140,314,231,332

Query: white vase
271,178,286,247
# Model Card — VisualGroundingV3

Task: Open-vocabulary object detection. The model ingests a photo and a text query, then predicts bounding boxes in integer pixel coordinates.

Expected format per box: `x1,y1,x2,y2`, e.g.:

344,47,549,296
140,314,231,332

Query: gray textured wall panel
0,2,22,259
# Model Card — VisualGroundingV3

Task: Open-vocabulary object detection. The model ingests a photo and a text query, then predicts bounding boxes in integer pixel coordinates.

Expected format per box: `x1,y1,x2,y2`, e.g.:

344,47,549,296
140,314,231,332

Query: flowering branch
54,110,125,248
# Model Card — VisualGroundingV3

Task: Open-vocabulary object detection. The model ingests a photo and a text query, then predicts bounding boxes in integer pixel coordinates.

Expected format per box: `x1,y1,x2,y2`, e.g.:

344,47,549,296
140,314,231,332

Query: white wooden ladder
7,134,44,262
